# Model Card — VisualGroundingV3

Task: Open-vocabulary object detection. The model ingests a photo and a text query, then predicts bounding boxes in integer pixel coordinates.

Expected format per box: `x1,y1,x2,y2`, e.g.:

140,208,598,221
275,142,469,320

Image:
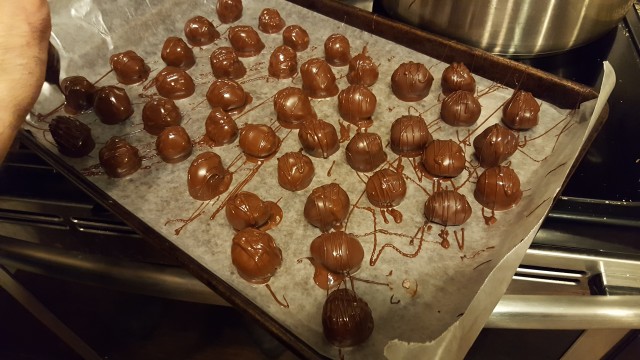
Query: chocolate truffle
161,37,195,70
273,87,317,129
474,166,522,211
49,116,95,158
391,62,433,102
268,45,298,79
184,16,220,47
324,34,350,67
238,124,280,160
155,125,192,164
300,58,339,99
225,192,271,231
366,168,407,208
154,67,196,100
206,78,249,112
473,124,518,168
258,8,285,34
304,183,350,232
345,132,387,172
389,115,433,157
441,90,481,127
422,139,466,178
60,76,96,113
216,0,242,24
322,289,374,348
298,119,340,159
346,47,378,87
502,90,540,130
231,228,282,284
187,151,233,201
277,152,315,191
338,85,377,128
109,50,150,85
424,190,472,226
441,62,476,96
228,26,265,57
99,137,142,178
282,25,309,52
93,86,133,125
311,231,364,274
205,107,239,146
210,47,246,80
142,98,182,136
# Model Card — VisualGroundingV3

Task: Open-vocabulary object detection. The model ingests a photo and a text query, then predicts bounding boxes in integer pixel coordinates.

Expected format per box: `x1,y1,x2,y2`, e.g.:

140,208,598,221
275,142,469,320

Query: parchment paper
31,1,613,358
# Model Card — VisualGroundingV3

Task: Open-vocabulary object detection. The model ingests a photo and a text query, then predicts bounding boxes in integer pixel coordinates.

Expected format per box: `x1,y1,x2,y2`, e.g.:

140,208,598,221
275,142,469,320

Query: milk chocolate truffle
422,139,466,178
225,192,270,231
274,87,317,129
216,0,242,24
184,16,220,47
155,126,192,164
366,168,407,208
304,183,350,232
324,34,350,67
473,124,518,168
99,137,142,178
142,98,182,136
310,231,364,274
300,58,339,99
258,8,285,34
346,47,378,87
49,116,95,157
155,67,196,100
322,288,374,348
474,166,522,211
502,90,540,130
338,85,377,128
441,62,476,96
268,45,297,79
389,115,433,157
109,50,150,85
424,190,472,226
228,26,265,57
239,124,280,160
60,76,96,113
391,62,434,102
231,228,282,284
187,151,233,201
210,47,246,80
298,119,340,159
441,90,481,127
345,132,386,172
282,25,309,52
277,152,315,191
206,78,249,112
93,86,133,125
161,37,195,70
205,107,238,146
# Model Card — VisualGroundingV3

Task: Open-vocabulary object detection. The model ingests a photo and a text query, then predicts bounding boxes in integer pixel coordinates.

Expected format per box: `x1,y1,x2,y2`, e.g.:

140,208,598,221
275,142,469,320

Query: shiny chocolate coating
228,26,265,57
206,78,248,112
338,85,377,128
441,62,476,96
161,37,195,70
99,137,142,178
109,50,150,85
441,90,481,127
310,231,364,274
324,34,350,67
155,125,192,164
225,192,271,231
216,0,242,24
187,151,233,201
422,139,466,178
155,67,195,100
502,90,540,130
231,228,282,284
345,132,387,172
389,115,433,157
298,119,340,159
277,152,315,191
205,107,238,146
268,45,298,79
473,124,518,168
474,166,522,211
210,47,246,80
282,25,309,52
391,62,433,102
258,8,285,34
60,76,96,113
346,47,378,87
93,86,134,125
239,124,280,159
322,288,374,348
366,168,407,208
184,16,220,46
49,116,95,158
142,98,182,136
273,87,317,129
300,58,339,99
304,183,350,232
424,190,472,226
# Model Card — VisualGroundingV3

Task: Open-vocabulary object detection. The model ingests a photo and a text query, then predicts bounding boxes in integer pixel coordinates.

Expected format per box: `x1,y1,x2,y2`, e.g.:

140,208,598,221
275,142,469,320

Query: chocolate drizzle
154,67,196,100
389,115,433,157
268,45,297,79
231,228,282,284
93,86,134,125
324,34,351,67
322,288,374,348
228,26,265,57
502,90,540,130
258,8,285,34
109,50,150,85
187,152,233,201
298,119,340,159
277,151,315,191
273,87,317,129
346,47,378,87
60,76,96,113
184,16,220,47
205,107,239,146
99,137,142,178
424,190,472,226
391,62,433,102
142,98,182,136
210,47,246,80
337,85,376,128
155,125,192,164
300,58,339,99
474,166,522,211
441,62,476,96
49,116,95,157
161,37,195,70
345,132,386,172
422,139,465,178
441,90,481,127
310,231,364,274
365,168,407,208
473,124,518,168
304,183,350,232
216,0,243,24
282,25,309,52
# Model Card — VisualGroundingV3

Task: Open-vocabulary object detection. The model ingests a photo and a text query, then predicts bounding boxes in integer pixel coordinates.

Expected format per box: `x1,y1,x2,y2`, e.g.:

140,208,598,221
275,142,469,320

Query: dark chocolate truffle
366,168,407,208
391,62,433,102
389,115,433,157
231,228,282,284
225,192,271,231
274,87,317,129
345,132,387,172
205,107,239,146
228,26,265,57
155,125,192,163
502,90,540,130
93,86,133,125
154,67,196,100
338,85,376,128
210,47,246,80
322,288,374,348
216,0,242,24
282,25,309,52
187,151,233,201
424,190,472,226
473,124,518,168
184,16,220,47
324,34,350,67
298,119,340,159
304,183,350,232
206,78,249,112
49,116,95,157
239,124,280,160
422,139,466,178
258,8,285,34
441,90,481,127
277,152,315,191
346,47,378,87
300,58,339,99
60,76,96,113
161,37,195,70
99,137,142,178
441,62,476,96
474,165,522,211
268,45,297,79
310,231,364,274
142,98,182,136
109,50,150,85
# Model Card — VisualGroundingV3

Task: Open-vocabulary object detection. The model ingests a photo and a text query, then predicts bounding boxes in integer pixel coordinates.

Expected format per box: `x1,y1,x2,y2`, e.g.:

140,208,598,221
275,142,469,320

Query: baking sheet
29,0,612,358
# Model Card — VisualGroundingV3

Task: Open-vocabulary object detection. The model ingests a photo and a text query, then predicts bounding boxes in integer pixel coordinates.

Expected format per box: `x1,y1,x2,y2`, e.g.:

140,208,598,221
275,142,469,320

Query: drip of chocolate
422,139,466,178
502,90,540,130
60,76,96,113
184,16,220,46
366,168,407,208
474,165,523,211
346,47,378,87
300,58,339,99
268,45,297,79
225,192,271,231
473,124,518,168
274,87,317,129
161,37,195,70
216,0,242,24
142,98,182,136
304,183,350,232
424,190,472,226
206,78,249,112
277,151,315,191
228,26,265,57
282,25,309,52
345,132,387,172
310,231,364,274
441,90,481,127
389,115,433,157
205,107,239,146
391,61,433,102
338,85,376,128
258,8,285,34
109,50,150,85
322,288,374,348
155,125,192,164
441,62,476,96
238,124,280,160
210,47,246,80
231,228,282,284
187,151,233,201
298,118,340,159
49,116,95,158
154,67,196,100
99,137,142,178
324,34,350,67
93,86,134,125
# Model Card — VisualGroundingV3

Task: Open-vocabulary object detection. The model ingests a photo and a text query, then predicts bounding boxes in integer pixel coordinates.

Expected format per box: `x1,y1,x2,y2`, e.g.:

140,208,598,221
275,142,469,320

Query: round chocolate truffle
502,90,540,130
304,183,350,232
258,8,285,34
187,151,233,201
282,25,309,52
298,119,340,159
49,116,95,158
109,50,150,85
441,62,476,96
424,190,472,226
184,16,220,47
93,86,133,125
322,288,374,348
231,228,282,284
206,78,249,112
155,125,192,164
216,0,242,24
389,115,433,157
338,85,377,128
422,139,466,178
205,107,238,146
366,168,407,208
277,151,315,191
210,47,246,80
239,124,280,160
310,231,364,275
60,76,96,113
142,98,182,136
324,34,350,67
99,137,142,178
268,45,297,79
345,132,387,172
346,47,378,87
391,61,434,102
474,166,523,211
300,58,339,99
274,87,317,129
473,124,518,168
441,90,481,127
154,67,196,100
225,192,271,231
228,26,265,57
161,37,195,70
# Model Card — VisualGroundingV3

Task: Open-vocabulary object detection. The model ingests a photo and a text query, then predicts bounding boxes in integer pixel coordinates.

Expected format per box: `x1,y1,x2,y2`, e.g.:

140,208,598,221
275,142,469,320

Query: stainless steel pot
381,0,633,56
